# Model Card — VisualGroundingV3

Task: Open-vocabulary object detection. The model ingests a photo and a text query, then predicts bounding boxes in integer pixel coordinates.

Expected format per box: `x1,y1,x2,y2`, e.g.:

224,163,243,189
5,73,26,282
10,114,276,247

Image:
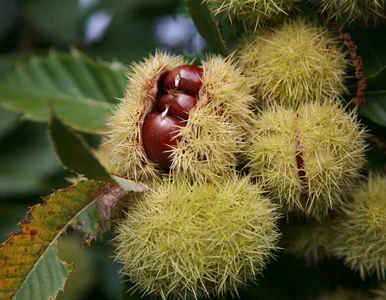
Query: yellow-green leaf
0,180,123,300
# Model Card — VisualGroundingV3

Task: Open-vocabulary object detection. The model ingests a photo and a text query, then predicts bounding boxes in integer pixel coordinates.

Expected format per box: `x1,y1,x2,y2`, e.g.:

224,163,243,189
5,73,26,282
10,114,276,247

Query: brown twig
321,15,367,107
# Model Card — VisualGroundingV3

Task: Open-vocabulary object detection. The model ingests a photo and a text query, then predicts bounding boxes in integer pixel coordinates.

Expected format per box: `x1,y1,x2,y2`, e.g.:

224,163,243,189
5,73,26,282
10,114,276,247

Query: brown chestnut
158,92,197,120
162,65,203,96
142,112,186,168
296,140,306,179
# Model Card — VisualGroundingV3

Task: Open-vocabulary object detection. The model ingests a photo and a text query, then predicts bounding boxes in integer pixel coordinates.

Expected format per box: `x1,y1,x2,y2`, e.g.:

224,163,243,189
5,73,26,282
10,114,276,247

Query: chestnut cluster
142,65,203,168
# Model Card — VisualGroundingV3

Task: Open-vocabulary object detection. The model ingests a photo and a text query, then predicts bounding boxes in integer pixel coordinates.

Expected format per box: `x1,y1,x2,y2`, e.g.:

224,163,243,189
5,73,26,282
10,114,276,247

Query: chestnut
142,112,186,168
296,140,306,179
162,65,203,96
158,92,197,120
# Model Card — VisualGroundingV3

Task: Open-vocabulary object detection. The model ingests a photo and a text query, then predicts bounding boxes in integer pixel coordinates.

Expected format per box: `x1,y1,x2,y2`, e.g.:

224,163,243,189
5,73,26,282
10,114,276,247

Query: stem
319,15,367,107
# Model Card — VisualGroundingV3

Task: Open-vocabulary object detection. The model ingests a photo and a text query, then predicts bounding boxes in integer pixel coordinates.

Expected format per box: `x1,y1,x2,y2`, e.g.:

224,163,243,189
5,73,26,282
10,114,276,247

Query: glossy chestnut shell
142,112,186,168
158,92,197,120
162,65,203,96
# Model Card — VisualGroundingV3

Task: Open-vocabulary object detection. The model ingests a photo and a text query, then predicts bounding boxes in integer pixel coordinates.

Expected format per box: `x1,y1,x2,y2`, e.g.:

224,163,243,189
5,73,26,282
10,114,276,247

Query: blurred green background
0,1,384,299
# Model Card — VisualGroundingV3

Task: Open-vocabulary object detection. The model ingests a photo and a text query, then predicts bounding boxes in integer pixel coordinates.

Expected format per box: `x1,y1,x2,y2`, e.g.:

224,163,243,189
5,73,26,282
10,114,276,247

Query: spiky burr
114,174,280,299
332,175,386,280
318,0,386,24
247,102,367,220
206,0,299,31
238,18,348,109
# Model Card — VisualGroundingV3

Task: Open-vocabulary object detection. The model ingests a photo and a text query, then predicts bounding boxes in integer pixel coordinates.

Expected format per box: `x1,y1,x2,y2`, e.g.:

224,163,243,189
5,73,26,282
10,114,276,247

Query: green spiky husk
281,217,337,264
206,0,299,31
107,51,184,183
238,18,348,109
107,52,254,183
114,175,280,299
170,55,255,182
332,175,386,280
247,103,367,220
318,0,386,23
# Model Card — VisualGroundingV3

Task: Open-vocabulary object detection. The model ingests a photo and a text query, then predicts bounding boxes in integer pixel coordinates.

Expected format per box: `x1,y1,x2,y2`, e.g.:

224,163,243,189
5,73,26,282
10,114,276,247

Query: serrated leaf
50,112,114,183
0,180,123,300
186,0,228,57
0,53,30,82
13,244,73,300
358,66,386,128
49,113,149,192
0,50,128,133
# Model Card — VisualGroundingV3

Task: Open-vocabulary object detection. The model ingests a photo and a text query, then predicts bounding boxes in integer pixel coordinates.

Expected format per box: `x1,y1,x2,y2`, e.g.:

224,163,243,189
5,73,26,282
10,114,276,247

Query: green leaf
358,66,386,127
49,113,149,192
0,53,29,82
50,112,114,183
0,180,121,300
186,0,228,57
13,244,73,300
0,50,128,133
